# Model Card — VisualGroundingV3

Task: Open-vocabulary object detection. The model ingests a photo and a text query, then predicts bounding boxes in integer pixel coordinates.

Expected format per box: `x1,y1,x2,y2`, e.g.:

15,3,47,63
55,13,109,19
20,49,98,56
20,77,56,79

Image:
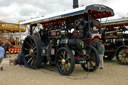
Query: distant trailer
101,17,128,65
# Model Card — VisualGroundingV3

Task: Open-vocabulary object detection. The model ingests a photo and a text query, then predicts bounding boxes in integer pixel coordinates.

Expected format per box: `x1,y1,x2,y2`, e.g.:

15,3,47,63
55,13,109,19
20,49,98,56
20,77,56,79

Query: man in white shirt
0,41,5,71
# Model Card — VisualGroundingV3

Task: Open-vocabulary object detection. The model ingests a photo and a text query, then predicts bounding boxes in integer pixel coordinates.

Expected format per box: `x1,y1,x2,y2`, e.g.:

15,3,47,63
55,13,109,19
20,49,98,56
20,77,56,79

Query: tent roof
0,20,26,32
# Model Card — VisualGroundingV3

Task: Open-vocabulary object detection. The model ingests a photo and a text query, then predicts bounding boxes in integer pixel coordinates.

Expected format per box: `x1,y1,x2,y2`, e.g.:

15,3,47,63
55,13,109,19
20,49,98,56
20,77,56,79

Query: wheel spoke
66,63,70,71
122,58,125,63
120,57,124,62
24,48,29,51
66,54,70,59
31,58,35,65
63,64,66,72
66,54,71,63
64,51,66,59
59,55,63,59
33,46,36,50
63,64,68,72
27,57,33,64
124,58,127,63
126,58,128,62
65,64,68,71
119,57,123,61
122,57,125,62
28,38,33,44
58,60,61,62
90,60,96,67
61,64,64,70
61,51,66,59
88,61,92,69
25,54,31,57
31,43,35,49
26,42,31,48
87,61,91,70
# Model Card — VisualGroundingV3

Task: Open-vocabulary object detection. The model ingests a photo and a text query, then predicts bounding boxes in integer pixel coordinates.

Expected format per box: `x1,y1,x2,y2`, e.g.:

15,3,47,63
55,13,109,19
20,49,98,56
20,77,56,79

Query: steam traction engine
102,18,128,65
20,4,114,75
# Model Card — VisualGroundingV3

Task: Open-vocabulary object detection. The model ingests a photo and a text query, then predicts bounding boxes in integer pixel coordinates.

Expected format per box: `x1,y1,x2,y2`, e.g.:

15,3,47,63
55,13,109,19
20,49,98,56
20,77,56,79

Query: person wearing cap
98,39,105,69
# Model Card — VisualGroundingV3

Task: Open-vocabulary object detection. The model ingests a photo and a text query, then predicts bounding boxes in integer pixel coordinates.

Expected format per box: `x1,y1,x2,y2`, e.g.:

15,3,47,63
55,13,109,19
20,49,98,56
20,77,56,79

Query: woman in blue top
0,41,5,71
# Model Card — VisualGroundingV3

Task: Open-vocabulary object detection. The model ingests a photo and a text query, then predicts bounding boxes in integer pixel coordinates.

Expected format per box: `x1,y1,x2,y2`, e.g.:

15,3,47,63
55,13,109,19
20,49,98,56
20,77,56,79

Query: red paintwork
75,56,87,59
126,49,128,53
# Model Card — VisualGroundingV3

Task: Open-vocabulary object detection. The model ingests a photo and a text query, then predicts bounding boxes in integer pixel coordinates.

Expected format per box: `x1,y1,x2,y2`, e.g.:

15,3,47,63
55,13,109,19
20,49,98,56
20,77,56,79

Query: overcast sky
0,0,128,23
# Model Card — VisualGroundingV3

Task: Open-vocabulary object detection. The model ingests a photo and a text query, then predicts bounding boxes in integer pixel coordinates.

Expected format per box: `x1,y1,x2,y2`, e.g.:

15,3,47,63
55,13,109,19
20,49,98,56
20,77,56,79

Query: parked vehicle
20,4,114,75
101,18,128,65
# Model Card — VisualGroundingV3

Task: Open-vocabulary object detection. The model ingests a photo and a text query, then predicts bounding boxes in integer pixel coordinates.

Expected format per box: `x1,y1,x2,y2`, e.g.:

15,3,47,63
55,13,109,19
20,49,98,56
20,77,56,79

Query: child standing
98,40,105,69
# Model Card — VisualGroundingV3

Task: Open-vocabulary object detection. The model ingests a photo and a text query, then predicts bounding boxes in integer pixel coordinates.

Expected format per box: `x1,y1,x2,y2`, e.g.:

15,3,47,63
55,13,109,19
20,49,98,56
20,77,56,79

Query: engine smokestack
73,0,79,9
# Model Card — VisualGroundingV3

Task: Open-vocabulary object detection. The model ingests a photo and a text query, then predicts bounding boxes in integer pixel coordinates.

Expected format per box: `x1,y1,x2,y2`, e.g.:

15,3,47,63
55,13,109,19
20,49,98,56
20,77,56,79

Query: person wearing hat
98,39,105,69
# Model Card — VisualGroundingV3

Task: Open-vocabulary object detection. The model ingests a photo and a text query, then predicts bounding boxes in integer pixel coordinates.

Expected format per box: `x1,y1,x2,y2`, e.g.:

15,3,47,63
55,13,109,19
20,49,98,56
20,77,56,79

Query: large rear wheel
81,46,100,72
22,35,42,69
56,47,75,75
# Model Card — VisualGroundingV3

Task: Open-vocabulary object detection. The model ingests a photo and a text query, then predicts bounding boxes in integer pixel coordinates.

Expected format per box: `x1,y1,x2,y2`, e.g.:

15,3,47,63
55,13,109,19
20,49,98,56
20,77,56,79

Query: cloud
19,4,44,16
0,0,11,7
0,0,73,23
0,0,128,23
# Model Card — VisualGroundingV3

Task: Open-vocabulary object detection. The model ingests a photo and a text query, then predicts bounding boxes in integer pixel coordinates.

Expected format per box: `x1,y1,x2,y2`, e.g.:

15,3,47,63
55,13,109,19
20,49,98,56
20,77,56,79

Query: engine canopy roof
20,4,114,25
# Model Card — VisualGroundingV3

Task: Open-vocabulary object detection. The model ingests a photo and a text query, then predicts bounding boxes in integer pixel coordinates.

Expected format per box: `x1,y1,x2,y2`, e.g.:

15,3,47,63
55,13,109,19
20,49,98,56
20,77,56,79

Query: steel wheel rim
57,50,71,73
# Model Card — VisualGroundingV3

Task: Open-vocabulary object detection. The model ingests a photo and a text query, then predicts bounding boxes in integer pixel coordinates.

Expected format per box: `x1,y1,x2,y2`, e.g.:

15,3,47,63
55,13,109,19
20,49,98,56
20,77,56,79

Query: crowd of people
0,39,15,71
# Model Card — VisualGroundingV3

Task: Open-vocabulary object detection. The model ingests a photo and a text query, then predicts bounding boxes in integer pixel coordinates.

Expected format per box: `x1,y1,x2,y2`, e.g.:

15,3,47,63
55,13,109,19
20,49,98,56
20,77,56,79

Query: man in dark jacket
3,40,10,58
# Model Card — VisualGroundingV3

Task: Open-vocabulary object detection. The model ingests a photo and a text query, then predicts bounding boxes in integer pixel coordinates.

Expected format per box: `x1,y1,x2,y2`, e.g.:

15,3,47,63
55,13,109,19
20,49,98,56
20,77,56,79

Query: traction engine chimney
73,0,79,9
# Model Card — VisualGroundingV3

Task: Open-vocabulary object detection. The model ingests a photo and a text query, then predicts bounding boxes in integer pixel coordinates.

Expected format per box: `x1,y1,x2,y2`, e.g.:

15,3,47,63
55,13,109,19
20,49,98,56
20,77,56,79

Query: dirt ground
0,54,128,85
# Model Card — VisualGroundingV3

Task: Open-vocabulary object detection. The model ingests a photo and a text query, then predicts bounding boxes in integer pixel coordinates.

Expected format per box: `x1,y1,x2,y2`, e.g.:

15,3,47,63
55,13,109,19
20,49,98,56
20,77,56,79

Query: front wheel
81,46,100,72
116,45,128,65
56,47,75,75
